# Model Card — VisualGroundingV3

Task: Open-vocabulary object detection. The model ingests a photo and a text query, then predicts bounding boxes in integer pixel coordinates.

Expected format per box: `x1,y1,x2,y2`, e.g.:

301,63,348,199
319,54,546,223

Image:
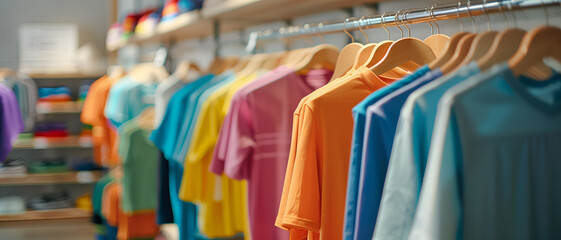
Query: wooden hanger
371,11,436,75
174,60,202,82
261,51,286,70
445,31,497,74
438,34,476,74
509,25,561,80
237,53,267,77
107,65,125,79
330,17,364,81
219,57,239,73
352,43,377,70
129,63,169,83
428,32,469,70
364,40,412,78
423,6,450,57
330,43,362,81
478,29,525,71
231,56,250,73
294,44,339,74
206,58,224,75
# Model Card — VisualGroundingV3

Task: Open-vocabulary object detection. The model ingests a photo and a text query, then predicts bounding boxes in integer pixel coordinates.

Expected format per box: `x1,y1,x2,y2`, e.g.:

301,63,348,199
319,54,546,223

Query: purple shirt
0,85,24,161
210,66,331,240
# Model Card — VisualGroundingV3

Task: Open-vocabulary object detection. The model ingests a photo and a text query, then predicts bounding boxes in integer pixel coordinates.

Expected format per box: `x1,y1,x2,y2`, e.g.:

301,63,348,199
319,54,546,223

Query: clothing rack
247,0,559,49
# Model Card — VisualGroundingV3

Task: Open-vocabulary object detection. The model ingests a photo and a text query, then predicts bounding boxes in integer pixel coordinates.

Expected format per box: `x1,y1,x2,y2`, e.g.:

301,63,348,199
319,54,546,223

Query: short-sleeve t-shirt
118,119,159,213
212,66,331,240
409,64,561,240
279,67,395,239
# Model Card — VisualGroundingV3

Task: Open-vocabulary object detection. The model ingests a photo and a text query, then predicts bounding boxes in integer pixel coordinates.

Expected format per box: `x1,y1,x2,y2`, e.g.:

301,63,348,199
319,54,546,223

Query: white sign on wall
19,24,78,74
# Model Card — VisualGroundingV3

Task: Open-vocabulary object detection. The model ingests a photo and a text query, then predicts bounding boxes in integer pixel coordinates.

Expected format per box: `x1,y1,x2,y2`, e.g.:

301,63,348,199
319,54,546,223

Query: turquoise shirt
410,63,561,240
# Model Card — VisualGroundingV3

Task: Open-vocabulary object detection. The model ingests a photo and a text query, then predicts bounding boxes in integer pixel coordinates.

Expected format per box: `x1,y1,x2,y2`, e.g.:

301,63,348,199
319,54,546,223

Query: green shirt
119,119,159,213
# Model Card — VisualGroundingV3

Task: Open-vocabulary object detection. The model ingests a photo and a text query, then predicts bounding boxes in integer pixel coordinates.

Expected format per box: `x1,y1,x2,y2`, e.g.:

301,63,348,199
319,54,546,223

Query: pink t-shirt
210,66,332,240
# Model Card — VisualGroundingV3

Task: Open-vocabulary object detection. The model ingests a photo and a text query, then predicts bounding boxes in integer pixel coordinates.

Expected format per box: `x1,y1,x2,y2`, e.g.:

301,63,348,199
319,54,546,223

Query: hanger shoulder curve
509,26,561,77
330,43,362,81
424,34,450,57
439,34,476,74
370,38,436,75
428,32,470,70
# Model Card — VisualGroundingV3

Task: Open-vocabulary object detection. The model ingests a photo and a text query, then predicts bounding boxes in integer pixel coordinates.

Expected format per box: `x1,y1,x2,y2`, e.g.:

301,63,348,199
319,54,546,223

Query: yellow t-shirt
179,74,257,239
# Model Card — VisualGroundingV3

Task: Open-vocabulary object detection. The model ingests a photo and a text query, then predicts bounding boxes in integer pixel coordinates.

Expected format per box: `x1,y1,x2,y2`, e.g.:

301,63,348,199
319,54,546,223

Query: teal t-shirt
409,63,561,240
105,77,158,128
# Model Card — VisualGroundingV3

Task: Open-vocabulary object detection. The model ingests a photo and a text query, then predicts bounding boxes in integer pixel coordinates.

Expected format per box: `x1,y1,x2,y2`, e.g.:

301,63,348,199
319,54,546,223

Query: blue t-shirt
175,73,237,165
343,65,430,240
149,74,214,160
353,69,442,240
171,72,235,163
374,62,481,240
409,63,561,240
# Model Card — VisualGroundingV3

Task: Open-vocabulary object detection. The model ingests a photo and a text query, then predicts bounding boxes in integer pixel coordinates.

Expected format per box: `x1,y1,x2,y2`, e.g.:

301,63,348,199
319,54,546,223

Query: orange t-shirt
81,76,121,166
278,67,396,239
102,181,120,226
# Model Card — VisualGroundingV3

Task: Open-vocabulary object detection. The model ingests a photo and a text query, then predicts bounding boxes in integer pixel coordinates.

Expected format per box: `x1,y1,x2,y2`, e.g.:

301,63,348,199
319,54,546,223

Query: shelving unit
12,135,92,150
36,101,83,114
107,0,377,52
28,74,103,79
0,208,91,222
0,171,102,186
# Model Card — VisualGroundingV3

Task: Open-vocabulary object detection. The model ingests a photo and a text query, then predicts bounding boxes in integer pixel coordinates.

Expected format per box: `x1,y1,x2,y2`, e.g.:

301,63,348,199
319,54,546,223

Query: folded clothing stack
28,158,68,174
38,87,72,102
0,158,27,177
28,191,73,210
34,122,69,138
0,196,26,214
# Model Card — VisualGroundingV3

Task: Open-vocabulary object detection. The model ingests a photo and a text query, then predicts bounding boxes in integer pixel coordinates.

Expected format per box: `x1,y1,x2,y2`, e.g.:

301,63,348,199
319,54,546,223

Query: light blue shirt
149,75,214,160
409,63,561,240
104,77,158,128
374,62,481,240
343,66,430,240
171,72,235,163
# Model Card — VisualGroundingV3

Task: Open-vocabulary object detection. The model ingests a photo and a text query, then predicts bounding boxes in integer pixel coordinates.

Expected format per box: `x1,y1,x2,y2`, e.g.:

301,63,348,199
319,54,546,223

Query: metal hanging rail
249,0,560,42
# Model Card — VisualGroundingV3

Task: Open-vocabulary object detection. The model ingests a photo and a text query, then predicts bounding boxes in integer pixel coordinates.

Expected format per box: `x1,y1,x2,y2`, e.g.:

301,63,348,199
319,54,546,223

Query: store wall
115,0,561,71
0,0,110,70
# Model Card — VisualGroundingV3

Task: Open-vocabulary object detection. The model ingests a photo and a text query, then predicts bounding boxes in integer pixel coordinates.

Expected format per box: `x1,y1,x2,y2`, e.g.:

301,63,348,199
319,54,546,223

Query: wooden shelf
107,0,379,52
0,208,91,222
36,101,83,114
28,73,102,79
12,136,93,150
0,171,102,186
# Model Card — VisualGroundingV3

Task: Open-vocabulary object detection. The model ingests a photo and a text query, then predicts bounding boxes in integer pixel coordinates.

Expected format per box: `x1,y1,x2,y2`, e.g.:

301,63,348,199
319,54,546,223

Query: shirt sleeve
222,92,254,180
282,105,321,232
408,93,463,240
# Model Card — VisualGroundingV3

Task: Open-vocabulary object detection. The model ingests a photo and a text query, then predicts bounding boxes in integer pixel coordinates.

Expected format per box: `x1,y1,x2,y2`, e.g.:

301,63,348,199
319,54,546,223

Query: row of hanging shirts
84,1,561,240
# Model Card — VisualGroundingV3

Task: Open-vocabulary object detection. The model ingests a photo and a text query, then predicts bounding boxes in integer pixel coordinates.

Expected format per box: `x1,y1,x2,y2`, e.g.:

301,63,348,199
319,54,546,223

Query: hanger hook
467,0,476,32
380,12,390,40
425,7,434,35
497,0,509,28
358,16,370,43
456,2,464,32
394,10,403,38
316,23,326,43
507,0,517,28
542,0,549,26
430,5,440,34
482,0,491,31
343,17,355,43
401,9,411,38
